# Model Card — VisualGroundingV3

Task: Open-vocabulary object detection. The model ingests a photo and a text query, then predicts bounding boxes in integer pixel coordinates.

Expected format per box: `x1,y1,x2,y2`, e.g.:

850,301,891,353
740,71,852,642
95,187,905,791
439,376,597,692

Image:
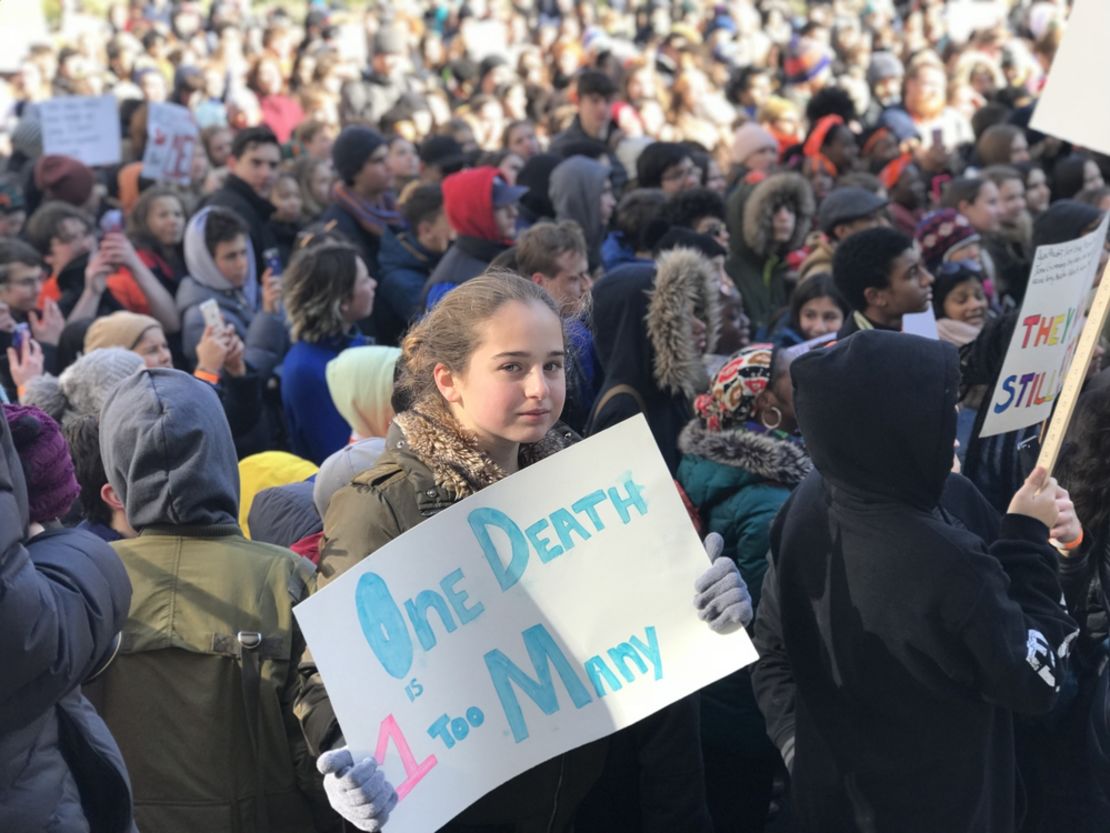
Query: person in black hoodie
756,330,1076,833
200,126,281,270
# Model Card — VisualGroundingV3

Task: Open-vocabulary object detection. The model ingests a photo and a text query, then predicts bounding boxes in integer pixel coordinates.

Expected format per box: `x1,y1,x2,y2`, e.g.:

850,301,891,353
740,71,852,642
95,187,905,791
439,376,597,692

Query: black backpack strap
586,384,647,434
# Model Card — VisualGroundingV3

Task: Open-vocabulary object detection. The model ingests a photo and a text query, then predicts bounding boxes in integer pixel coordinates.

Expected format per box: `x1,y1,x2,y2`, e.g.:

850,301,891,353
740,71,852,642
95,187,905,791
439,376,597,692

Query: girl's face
310,162,334,205
1025,168,1050,213
1084,160,1105,191
997,178,1026,225
133,327,173,368
343,257,377,324
494,204,519,240
962,181,1000,233
798,295,844,338
772,205,796,243
387,139,420,180
437,299,566,455
147,196,185,247
206,128,233,167
942,278,988,328
271,177,303,222
1010,133,1030,164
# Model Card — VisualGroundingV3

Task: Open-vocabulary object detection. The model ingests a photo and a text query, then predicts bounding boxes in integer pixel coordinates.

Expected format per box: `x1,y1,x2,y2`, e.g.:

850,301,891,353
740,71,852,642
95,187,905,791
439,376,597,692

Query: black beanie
636,142,689,188
333,126,387,185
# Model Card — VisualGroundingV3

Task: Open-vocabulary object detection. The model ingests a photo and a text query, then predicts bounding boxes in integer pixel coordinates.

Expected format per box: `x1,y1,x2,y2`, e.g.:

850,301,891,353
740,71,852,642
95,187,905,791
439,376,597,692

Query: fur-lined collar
647,247,722,398
742,172,816,258
394,408,574,500
679,421,811,486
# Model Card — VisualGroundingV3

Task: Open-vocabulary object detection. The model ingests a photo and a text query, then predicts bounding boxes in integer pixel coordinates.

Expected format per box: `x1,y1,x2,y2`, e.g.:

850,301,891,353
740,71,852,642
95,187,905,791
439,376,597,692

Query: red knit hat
34,155,95,207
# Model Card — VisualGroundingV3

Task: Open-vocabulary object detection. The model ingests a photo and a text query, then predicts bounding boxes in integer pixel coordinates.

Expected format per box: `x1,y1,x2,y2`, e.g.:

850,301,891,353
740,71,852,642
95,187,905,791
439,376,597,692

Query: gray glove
317,747,398,832
694,532,754,631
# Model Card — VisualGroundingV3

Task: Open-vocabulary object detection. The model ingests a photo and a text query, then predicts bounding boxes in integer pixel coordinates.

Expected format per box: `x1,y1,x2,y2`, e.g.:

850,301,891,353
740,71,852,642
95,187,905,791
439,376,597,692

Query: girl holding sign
300,271,751,832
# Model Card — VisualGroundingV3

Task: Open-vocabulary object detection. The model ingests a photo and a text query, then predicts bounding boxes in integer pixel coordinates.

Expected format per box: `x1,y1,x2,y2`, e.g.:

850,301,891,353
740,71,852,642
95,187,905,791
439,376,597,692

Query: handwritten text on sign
981,213,1108,438
142,103,198,186
40,95,121,167
294,416,756,833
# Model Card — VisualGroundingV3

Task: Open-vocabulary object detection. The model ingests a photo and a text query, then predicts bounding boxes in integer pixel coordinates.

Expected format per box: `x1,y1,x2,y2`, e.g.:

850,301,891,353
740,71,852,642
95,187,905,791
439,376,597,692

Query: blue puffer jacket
0,417,135,833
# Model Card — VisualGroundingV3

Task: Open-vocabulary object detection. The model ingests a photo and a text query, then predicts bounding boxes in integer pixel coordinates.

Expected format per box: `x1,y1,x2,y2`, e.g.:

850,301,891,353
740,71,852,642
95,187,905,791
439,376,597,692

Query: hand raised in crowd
7,336,43,393
694,531,754,632
195,322,231,377
84,247,115,296
223,331,247,377
29,298,64,346
317,747,398,832
1007,467,1061,531
261,267,282,315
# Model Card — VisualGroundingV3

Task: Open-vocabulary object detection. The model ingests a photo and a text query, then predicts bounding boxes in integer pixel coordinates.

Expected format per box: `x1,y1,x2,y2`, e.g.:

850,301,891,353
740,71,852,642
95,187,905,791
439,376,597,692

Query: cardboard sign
980,214,1109,438
1030,0,1110,156
40,95,121,167
1037,258,1110,474
142,103,198,186
295,415,757,833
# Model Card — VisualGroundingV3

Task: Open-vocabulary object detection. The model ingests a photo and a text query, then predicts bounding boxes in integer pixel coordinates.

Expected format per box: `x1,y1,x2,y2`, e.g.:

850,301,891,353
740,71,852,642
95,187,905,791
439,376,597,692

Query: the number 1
374,713,438,800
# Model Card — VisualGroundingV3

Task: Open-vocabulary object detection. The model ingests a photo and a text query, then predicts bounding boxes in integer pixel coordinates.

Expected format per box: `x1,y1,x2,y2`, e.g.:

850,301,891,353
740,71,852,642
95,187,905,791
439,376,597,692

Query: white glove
694,532,754,632
317,747,398,832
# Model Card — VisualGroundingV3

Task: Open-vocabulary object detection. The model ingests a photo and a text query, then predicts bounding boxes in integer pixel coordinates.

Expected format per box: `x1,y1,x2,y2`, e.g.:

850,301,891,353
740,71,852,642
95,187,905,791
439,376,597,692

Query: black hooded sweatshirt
768,330,1076,833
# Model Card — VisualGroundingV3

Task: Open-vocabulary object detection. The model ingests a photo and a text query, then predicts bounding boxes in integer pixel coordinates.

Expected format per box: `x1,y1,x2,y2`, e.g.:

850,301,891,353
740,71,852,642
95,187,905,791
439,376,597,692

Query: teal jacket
677,420,810,752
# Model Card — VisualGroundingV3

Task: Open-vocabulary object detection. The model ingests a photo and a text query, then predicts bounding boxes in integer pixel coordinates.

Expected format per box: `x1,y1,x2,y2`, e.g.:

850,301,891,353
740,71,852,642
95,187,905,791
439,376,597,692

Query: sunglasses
936,259,982,276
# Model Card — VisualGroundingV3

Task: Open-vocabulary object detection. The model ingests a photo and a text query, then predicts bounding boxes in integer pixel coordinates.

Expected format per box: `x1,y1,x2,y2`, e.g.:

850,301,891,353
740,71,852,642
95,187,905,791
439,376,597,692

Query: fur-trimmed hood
741,172,815,258
679,420,811,487
393,407,574,500
647,247,722,398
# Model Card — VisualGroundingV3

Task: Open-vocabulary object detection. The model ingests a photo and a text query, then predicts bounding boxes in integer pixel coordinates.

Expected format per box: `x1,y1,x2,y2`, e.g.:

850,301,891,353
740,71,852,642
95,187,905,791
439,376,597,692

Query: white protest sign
295,415,757,833
945,0,1006,44
980,213,1109,438
40,95,121,167
1030,0,1110,156
903,308,939,340
142,103,199,186
0,3,47,73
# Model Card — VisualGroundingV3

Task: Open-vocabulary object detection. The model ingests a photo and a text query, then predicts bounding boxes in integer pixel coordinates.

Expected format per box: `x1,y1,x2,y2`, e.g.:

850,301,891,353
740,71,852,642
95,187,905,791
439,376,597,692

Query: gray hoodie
99,368,238,530
176,207,288,377
549,155,608,269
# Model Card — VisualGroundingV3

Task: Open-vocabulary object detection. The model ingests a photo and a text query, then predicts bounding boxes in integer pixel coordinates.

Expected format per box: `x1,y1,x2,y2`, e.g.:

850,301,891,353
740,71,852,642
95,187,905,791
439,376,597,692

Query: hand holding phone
199,298,225,331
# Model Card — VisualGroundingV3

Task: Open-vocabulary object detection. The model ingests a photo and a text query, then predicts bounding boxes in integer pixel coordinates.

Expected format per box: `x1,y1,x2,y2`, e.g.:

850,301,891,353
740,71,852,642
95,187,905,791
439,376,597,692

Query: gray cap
867,51,905,87
313,438,387,519
818,187,889,234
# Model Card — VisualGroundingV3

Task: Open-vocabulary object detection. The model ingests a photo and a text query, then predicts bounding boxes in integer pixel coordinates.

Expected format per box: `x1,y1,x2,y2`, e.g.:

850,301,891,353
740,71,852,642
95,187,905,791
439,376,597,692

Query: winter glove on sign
318,747,398,832
694,532,754,632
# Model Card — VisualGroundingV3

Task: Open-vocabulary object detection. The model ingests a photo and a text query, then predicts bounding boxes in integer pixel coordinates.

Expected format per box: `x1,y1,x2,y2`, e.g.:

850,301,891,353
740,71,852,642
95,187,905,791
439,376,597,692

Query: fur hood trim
647,247,722,398
394,408,573,500
742,172,815,258
678,421,811,486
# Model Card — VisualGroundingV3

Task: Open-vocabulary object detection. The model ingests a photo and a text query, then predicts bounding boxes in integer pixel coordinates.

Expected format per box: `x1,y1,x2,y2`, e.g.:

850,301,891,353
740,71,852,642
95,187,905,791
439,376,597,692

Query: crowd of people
2,0,1110,831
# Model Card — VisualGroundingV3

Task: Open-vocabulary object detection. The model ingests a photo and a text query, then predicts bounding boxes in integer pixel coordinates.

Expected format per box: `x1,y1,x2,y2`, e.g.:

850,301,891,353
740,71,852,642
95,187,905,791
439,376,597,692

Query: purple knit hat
2,403,80,523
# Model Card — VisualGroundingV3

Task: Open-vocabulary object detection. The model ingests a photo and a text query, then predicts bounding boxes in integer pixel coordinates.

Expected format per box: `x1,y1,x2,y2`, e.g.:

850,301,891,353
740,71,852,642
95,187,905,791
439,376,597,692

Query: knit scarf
331,182,404,237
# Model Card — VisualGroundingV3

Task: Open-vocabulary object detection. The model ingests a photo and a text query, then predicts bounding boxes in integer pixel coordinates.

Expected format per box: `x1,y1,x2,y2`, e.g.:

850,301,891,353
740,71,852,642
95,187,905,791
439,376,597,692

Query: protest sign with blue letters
294,415,758,833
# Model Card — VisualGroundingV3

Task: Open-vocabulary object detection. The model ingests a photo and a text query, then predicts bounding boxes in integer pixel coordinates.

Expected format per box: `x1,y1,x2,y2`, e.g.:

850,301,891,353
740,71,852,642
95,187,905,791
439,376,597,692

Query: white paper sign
903,308,939,340
40,95,121,167
141,103,198,186
1030,0,1110,156
980,213,1109,438
295,416,757,833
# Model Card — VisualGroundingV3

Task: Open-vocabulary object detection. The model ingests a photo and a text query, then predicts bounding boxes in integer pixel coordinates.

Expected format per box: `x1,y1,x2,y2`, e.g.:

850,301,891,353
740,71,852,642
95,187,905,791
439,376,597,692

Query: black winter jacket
760,331,1076,833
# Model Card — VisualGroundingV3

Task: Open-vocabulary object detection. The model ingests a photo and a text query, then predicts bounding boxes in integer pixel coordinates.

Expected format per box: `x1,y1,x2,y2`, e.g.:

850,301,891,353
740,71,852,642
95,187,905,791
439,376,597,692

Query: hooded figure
423,166,526,309
762,331,1075,833
725,172,814,334
587,247,720,473
549,155,610,271
325,345,402,440
0,410,136,833
175,207,288,376
516,152,561,228
90,368,326,833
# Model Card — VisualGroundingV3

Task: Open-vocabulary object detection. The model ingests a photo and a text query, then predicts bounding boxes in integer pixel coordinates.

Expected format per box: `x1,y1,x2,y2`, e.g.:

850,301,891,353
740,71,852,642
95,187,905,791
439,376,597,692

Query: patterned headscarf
694,344,775,431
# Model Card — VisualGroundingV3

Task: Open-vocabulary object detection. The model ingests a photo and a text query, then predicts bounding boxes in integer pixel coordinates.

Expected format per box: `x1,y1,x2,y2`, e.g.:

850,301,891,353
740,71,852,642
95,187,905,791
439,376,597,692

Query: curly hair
1060,385,1110,535
282,241,362,343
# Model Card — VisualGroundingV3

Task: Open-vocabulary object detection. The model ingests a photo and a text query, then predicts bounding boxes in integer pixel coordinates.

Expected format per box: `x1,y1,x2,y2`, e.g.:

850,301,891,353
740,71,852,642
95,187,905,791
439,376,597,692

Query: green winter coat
677,420,810,752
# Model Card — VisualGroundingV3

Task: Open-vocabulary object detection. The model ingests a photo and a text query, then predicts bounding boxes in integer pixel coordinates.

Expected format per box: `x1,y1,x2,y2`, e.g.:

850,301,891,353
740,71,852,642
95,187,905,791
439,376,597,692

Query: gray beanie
313,437,387,519
23,347,143,429
12,108,43,160
867,52,905,87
